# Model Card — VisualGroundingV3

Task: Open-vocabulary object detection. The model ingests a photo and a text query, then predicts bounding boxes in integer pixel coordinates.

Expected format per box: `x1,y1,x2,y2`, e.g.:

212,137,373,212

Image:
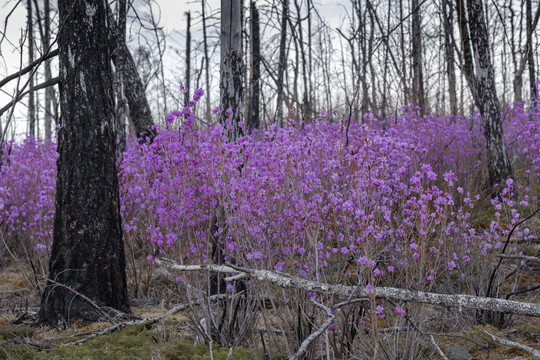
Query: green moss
0,325,254,360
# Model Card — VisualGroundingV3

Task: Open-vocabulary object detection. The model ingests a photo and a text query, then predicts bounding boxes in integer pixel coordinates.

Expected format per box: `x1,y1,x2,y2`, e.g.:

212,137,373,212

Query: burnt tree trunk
527,0,536,100
443,0,458,115
411,0,425,113
27,0,36,138
466,0,513,187
275,0,288,127
247,1,260,131
202,0,212,122
39,0,129,326
458,0,481,109
42,0,55,139
185,11,191,108
220,0,244,141
107,10,156,142
115,0,127,153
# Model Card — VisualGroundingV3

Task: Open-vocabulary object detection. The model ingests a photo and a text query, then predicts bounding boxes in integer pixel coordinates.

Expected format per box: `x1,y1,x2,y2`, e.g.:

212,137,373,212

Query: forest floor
1,258,540,360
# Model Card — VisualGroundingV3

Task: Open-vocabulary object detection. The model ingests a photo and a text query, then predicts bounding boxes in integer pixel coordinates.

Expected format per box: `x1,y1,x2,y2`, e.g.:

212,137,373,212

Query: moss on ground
0,323,254,360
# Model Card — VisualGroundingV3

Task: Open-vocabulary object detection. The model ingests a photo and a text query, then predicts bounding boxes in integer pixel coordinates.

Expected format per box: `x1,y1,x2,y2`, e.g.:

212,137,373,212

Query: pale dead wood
484,330,540,357
157,258,540,318
497,253,540,265
289,298,335,360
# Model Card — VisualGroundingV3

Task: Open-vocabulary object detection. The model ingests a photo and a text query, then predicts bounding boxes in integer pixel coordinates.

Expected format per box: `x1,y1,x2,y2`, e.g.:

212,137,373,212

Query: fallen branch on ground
497,253,540,265
157,258,540,318
484,330,540,357
62,294,226,346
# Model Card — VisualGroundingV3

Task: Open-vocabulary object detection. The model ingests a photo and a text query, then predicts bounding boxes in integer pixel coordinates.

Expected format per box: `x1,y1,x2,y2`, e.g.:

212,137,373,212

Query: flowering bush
1,91,539,355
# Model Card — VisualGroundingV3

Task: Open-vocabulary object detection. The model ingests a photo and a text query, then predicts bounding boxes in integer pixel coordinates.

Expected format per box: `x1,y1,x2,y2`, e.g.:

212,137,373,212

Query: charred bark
443,0,458,114
39,0,129,326
527,0,536,100
220,0,244,141
411,0,425,113
466,0,513,187
457,0,481,109
107,10,156,142
275,0,288,127
247,1,260,131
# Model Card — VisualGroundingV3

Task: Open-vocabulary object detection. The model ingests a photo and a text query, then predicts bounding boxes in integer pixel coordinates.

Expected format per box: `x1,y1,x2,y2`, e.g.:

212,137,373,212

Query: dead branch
157,258,540,318
484,330,540,357
497,253,540,265
289,298,335,360
0,49,58,89
62,294,225,346
0,76,60,117
42,277,121,324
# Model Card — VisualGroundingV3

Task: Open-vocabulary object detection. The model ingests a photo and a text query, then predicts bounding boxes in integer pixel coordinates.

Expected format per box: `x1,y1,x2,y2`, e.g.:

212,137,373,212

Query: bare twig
62,294,226,346
42,278,120,324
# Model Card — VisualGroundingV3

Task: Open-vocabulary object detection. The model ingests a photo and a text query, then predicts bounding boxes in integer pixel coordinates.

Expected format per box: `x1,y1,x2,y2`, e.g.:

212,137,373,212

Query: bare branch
484,330,540,358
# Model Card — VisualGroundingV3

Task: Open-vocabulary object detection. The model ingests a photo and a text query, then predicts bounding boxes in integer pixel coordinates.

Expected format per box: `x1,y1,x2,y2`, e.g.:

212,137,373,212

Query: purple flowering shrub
0,137,56,266
0,90,539,350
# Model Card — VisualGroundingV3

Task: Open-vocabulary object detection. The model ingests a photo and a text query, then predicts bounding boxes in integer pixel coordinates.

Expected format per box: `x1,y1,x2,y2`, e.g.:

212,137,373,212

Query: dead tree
185,11,191,108
39,0,129,326
115,0,127,152
443,0,458,114
411,0,425,112
275,0,288,126
220,0,244,140
466,0,513,187
247,1,260,131
27,0,36,138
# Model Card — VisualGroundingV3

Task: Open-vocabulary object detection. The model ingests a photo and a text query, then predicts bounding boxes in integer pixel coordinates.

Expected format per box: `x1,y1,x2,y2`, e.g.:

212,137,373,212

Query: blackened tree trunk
247,1,260,131
43,0,54,139
527,0,536,100
466,0,513,187
115,0,127,153
202,0,212,122
457,0,481,109
411,0,425,113
185,11,191,108
39,0,129,326
107,10,156,142
443,0,458,114
275,0,288,127
27,0,36,138
220,0,244,141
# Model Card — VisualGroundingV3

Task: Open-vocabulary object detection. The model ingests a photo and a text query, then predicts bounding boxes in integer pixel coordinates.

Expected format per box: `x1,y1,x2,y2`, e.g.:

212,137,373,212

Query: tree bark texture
27,0,36,138
158,259,540,318
43,0,54,139
457,0,481,109
202,0,212,122
185,11,191,108
466,0,513,187
527,0,536,100
39,0,129,326
247,1,260,131
107,10,156,142
411,0,425,113
275,0,288,127
443,0,458,114
220,0,244,141
115,0,127,153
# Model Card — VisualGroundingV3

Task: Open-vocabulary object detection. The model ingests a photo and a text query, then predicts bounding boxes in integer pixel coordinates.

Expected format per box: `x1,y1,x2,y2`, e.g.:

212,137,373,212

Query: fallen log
157,258,540,318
